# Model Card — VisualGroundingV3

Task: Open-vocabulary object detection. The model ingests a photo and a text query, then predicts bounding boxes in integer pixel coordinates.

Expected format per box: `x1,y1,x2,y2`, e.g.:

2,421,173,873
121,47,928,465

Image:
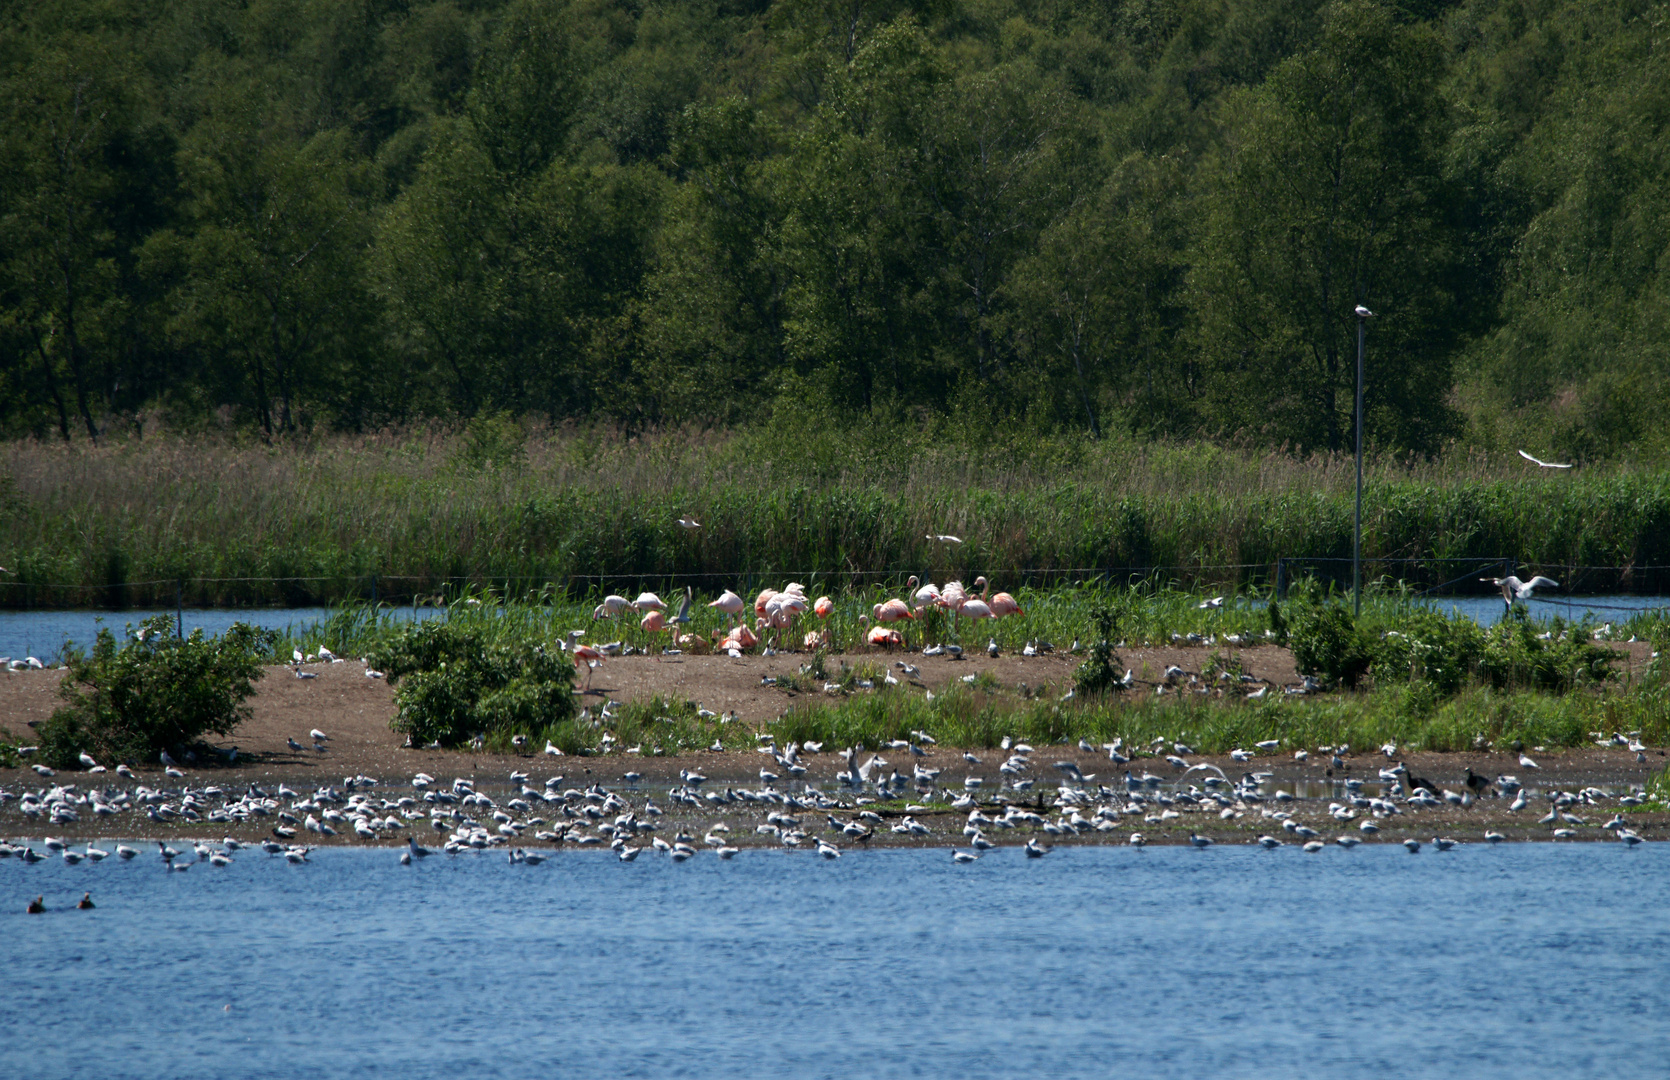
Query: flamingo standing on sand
592,595,630,620
980,576,1024,618
571,643,604,689
709,589,746,625
873,598,914,623
906,576,942,612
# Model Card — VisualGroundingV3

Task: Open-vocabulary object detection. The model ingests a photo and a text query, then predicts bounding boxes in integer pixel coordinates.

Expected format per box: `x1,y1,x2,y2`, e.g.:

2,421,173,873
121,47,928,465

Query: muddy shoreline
2,653,1663,851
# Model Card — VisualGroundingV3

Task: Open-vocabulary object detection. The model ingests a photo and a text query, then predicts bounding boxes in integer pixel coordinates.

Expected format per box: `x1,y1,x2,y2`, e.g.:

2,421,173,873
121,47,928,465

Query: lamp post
1353,305,1374,616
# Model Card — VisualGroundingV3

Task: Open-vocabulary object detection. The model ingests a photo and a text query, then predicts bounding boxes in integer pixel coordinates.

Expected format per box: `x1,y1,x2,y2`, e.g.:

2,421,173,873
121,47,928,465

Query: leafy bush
1649,766,1670,808
1288,603,1374,689
1267,598,1289,645
39,615,275,767
1371,611,1486,696
368,622,576,747
1073,608,1126,695
1478,610,1619,693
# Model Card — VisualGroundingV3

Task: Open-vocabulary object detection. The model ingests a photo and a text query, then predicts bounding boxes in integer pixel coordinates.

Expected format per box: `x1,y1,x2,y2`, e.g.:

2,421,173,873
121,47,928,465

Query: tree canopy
0,0,1665,459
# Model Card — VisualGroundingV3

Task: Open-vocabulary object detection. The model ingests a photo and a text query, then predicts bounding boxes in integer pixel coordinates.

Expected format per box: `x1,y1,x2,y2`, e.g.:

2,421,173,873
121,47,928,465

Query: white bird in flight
1518,449,1572,469
927,534,963,544
1355,305,1374,317
677,517,700,529
1480,574,1559,607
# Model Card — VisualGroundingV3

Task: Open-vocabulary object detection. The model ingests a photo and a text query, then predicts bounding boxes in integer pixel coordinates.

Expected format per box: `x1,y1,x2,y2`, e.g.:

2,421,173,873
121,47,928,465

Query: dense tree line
0,0,1665,458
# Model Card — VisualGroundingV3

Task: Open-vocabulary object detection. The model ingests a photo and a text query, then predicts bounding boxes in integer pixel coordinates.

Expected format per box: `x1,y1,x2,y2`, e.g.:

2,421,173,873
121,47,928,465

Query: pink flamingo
907,576,942,612
592,595,630,620
717,622,758,652
641,609,668,633
867,624,903,649
975,576,1025,618
709,589,746,625
633,592,665,612
813,596,834,619
572,644,604,689
872,598,914,623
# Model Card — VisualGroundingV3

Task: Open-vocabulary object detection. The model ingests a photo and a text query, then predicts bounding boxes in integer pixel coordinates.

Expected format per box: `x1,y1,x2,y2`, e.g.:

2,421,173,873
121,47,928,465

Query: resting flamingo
717,622,758,653
641,609,668,633
813,596,834,619
633,592,665,612
868,624,908,651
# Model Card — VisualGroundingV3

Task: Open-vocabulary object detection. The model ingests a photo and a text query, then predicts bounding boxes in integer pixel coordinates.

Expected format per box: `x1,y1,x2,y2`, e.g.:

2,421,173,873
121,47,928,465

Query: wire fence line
5,557,1670,610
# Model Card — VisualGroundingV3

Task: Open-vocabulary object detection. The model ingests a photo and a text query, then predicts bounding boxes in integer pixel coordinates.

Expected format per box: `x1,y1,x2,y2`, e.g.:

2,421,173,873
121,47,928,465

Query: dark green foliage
369,621,576,746
0,0,1665,458
38,616,274,767
1267,599,1288,646
1477,610,1619,693
1288,603,1375,688
1370,610,1485,696
1073,608,1125,695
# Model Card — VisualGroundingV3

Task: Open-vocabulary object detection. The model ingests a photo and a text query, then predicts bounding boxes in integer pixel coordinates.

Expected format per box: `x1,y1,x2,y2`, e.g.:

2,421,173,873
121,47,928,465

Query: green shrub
1267,598,1289,646
369,622,576,746
39,615,274,767
1370,611,1486,696
1649,766,1670,808
1478,610,1619,693
1073,608,1126,695
1288,603,1374,689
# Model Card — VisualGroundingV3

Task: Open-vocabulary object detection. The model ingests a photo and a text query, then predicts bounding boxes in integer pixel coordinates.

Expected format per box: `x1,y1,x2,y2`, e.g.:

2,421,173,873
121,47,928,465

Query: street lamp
1353,304,1374,616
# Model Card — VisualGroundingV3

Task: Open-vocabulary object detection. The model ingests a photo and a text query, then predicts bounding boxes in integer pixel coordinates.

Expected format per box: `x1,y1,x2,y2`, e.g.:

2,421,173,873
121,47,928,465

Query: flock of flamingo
569,576,1024,686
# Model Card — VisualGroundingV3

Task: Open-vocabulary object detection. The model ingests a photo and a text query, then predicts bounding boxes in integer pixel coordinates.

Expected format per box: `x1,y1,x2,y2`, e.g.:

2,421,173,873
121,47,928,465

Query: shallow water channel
2,842,1663,1078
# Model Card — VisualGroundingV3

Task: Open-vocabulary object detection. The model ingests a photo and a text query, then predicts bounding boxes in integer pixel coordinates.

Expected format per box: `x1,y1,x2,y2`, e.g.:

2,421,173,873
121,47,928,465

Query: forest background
2,0,1668,463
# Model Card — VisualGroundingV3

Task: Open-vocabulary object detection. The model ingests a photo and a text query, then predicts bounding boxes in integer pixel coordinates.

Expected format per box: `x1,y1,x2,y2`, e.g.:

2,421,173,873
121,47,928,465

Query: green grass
469,679,1664,761
4,425,1670,608
256,585,1670,669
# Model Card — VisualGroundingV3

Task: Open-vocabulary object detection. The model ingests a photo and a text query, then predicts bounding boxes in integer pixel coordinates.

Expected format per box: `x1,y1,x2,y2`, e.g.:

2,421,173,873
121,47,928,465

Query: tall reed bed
4,426,1670,607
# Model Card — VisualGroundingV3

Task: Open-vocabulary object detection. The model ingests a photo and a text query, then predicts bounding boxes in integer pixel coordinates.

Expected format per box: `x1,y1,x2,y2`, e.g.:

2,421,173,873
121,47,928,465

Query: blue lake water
1,842,1663,1079
0,606,441,662
0,595,1665,660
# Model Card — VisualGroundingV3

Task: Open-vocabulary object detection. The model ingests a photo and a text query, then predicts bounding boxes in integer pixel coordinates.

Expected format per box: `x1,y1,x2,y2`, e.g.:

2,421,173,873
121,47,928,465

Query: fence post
1276,558,1286,600
176,579,184,639
371,574,378,605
